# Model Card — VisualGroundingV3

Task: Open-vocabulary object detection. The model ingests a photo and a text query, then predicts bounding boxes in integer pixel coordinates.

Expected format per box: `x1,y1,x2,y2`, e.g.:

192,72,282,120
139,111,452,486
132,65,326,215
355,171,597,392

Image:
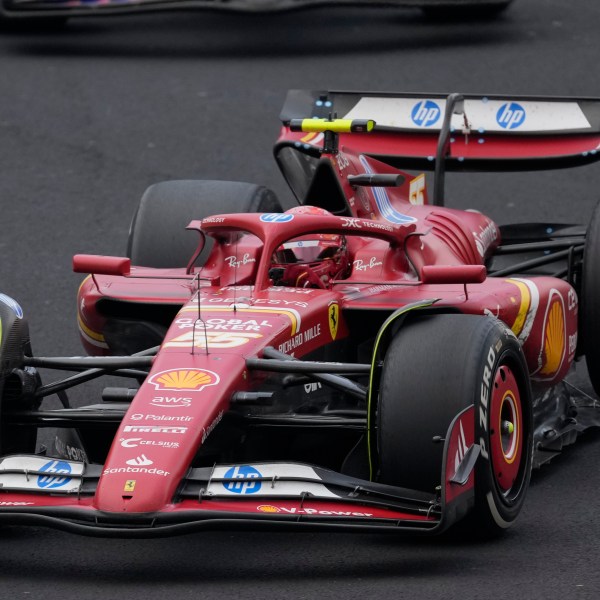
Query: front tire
0,295,41,455
376,314,532,534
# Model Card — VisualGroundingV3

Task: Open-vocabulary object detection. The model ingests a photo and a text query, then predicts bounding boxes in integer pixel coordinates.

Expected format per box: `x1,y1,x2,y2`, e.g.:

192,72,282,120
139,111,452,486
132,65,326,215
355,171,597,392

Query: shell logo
540,293,566,376
328,302,339,340
148,369,220,392
257,505,280,513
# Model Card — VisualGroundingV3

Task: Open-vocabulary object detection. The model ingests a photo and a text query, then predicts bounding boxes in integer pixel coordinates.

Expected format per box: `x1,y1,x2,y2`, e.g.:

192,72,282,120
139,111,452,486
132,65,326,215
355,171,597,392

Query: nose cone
93,355,245,514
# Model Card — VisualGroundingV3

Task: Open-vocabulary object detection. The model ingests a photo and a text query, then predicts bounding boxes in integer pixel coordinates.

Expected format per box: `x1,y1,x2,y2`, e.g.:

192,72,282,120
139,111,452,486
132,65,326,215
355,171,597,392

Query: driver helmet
270,206,350,288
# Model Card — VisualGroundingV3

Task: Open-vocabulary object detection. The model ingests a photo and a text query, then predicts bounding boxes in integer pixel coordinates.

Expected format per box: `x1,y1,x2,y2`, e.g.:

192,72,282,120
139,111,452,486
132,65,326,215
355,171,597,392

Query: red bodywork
70,185,575,522
1,91,594,536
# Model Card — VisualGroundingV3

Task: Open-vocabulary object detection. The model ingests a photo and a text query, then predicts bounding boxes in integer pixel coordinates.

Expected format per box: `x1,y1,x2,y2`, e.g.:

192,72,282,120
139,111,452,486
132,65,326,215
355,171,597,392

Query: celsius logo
411,100,441,127
260,213,294,223
37,460,72,489
496,102,526,129
223,465,262,495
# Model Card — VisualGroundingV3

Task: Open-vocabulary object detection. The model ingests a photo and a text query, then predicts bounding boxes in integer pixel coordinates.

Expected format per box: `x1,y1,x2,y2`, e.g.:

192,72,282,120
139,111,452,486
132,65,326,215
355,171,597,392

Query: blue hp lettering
496,102,526,129
37,460,72,489
223,465,262,494
411,100,441,127
260,213,294,223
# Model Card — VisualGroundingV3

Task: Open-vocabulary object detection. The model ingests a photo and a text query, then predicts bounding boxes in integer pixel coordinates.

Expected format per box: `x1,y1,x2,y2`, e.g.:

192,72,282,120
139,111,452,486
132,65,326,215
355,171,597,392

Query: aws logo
148,369,220,392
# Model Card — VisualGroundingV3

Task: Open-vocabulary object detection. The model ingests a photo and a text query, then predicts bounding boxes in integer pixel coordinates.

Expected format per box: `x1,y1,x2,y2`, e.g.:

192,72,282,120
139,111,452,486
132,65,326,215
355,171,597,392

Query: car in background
0,0,514,29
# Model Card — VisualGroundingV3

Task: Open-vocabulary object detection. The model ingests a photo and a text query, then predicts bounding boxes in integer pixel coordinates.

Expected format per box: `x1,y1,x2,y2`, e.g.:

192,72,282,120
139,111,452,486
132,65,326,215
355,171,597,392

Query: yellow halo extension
289,118,375,134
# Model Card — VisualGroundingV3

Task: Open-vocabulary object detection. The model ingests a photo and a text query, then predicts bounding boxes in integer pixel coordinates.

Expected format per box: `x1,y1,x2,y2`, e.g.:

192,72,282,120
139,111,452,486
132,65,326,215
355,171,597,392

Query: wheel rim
490,364,523,494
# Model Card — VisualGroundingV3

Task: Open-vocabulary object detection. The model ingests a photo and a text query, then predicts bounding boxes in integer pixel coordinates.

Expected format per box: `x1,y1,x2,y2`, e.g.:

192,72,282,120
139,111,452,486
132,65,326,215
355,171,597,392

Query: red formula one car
0,90,599,538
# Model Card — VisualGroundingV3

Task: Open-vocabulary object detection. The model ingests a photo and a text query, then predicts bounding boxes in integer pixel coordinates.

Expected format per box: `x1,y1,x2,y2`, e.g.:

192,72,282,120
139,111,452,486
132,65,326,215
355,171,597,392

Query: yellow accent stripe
300,132,317,143
366,299,438,480
77,314,106,343
77,274,92,295
507,278,530,337
179,306,300,335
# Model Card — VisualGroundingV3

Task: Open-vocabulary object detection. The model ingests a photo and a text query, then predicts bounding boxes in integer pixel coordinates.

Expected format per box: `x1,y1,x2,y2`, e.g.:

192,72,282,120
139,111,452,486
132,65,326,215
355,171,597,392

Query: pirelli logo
123,426,188,434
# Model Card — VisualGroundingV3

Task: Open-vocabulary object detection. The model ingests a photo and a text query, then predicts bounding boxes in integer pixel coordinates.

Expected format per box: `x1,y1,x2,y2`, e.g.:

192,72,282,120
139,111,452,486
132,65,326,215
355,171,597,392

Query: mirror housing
421,265,486,285
73,254,131,276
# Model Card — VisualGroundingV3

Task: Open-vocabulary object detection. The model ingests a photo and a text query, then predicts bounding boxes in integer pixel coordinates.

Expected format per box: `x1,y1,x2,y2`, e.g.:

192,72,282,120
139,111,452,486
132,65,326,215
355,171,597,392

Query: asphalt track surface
1,1,600,598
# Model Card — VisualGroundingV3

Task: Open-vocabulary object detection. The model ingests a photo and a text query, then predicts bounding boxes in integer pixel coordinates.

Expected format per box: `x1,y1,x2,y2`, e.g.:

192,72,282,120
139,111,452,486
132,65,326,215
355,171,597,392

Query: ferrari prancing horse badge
329,302,339,340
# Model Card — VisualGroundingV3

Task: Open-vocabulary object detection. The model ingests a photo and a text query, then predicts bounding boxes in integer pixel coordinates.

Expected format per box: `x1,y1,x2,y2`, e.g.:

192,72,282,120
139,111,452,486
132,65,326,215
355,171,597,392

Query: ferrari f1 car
0,0,513,27
1,89,599,538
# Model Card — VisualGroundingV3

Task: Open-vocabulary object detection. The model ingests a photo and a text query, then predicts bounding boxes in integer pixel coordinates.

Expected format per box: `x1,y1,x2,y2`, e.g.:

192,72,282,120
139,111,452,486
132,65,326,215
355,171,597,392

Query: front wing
0,407,476,537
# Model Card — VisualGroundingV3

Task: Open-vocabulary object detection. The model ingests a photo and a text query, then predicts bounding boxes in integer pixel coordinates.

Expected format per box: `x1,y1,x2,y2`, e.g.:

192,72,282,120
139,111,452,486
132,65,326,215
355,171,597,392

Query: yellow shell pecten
155,369,214,390
540,299,565,376
258,505,280,513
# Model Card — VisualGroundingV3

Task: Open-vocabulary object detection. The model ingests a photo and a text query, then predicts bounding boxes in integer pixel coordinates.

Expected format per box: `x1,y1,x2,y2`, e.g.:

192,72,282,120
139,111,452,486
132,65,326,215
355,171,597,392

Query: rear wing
279,89,600,205
280,89,600,166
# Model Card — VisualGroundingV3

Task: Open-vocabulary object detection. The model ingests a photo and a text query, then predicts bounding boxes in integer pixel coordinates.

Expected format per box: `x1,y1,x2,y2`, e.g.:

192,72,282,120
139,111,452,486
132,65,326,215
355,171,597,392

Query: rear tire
127,180,281,268
376,314,532,535
582,199,600,395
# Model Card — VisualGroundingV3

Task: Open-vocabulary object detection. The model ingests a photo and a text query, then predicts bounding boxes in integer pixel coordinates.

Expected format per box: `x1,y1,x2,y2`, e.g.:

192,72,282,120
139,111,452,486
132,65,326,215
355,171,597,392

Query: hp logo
496,102,526,129
260,213,294,223
411,100,441,128
37,460,72,489
223,465,262,494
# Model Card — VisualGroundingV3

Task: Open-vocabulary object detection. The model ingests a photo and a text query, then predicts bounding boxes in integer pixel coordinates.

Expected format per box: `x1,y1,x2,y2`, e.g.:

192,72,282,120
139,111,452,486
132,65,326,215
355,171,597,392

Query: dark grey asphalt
1,1,600,598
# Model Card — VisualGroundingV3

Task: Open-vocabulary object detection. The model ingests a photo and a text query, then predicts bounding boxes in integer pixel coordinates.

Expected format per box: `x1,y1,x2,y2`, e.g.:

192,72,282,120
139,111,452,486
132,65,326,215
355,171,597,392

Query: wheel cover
490,364,523,494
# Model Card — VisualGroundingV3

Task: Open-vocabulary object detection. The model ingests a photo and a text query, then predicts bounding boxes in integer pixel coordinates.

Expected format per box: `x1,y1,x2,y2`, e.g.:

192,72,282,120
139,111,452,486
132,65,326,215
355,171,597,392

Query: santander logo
126,454,153,466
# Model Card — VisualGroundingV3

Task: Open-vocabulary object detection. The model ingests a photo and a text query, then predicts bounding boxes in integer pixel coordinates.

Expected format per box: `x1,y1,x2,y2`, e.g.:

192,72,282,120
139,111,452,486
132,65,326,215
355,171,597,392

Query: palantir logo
411,100,441,128
37,460,72,489
496,102,526,129
223,465,262,495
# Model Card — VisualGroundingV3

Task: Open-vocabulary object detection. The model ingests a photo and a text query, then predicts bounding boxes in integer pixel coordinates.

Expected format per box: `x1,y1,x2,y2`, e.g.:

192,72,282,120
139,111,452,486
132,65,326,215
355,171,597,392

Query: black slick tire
582,199,600,395
127,180,281,268
376,313,532,535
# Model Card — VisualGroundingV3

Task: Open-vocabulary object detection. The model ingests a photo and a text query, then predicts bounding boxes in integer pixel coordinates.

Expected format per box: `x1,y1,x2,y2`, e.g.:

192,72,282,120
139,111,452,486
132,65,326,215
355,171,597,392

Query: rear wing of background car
278,89,600,205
